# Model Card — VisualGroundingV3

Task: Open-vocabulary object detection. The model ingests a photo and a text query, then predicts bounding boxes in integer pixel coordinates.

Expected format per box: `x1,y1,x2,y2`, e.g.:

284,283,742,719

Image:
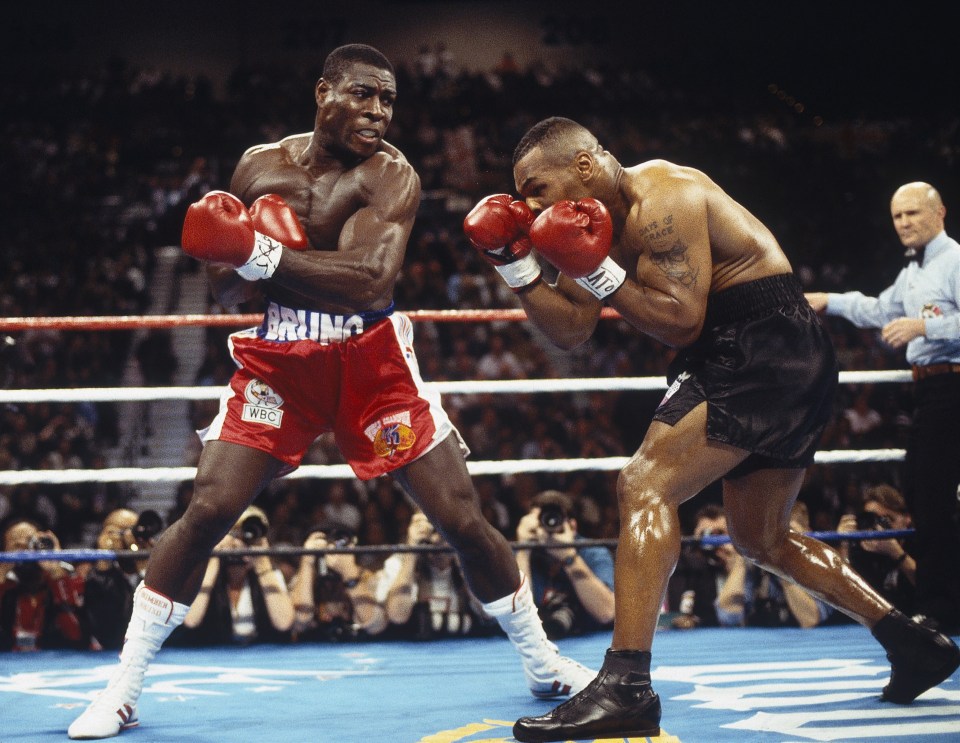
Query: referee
807,182,960,634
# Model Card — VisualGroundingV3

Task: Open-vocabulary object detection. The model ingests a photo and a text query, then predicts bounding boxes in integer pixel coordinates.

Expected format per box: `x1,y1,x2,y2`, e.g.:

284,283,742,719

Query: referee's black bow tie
904,247,925,266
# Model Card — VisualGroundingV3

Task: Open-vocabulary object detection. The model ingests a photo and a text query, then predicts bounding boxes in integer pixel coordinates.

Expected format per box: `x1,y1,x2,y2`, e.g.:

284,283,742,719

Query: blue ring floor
1,625,958,742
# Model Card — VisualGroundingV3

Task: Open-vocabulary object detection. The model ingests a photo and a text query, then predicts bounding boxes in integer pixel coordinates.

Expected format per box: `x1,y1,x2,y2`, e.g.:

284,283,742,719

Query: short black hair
694,503,725,524
322,44,394,83
512,116,589,167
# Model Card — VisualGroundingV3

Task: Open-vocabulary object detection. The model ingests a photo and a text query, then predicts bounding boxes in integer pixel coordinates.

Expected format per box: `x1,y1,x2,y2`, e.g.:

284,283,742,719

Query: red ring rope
0,308,622,332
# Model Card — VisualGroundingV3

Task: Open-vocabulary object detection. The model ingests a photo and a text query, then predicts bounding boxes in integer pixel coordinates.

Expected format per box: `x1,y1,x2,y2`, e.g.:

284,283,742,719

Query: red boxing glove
181,191,283,281
249,194,310,250
529,198,613,278
529,198,625,300
463,194,542,291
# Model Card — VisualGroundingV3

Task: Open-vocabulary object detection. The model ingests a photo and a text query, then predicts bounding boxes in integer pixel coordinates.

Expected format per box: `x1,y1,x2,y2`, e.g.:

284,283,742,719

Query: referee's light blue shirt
826,231,960,366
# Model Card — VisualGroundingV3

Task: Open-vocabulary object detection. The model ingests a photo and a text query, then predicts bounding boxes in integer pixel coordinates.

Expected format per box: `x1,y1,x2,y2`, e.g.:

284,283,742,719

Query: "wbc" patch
241,379,285,428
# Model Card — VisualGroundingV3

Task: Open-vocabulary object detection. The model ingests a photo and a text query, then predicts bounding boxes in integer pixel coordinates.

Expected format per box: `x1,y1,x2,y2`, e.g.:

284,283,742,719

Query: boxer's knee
438,506,500,564
733,531,787,569
177,489,245,551
616,455,662,513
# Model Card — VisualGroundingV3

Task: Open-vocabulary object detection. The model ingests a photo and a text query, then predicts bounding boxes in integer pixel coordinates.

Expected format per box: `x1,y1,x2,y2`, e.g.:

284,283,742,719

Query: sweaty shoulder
242,135,309,167
357,142,421,218
628,160,791,286
626,159,709,201
230,134,311,197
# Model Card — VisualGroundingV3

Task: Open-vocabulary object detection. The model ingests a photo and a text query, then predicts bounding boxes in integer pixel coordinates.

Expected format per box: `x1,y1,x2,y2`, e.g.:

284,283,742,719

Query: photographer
515,491,615,639
836,484,917,619
667,504,743,628
176,506,293,645
290,520,390,642
383,512,491,640
83,508,165,649
0,520,92,651
736,502,833,628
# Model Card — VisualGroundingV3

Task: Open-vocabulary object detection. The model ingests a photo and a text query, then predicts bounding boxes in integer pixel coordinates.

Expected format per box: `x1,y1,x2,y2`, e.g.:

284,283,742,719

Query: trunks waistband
704,273,803,328
258,300,395,343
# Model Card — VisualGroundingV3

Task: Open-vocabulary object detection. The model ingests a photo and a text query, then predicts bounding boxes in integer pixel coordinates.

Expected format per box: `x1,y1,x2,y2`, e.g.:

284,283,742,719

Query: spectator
174,506,293,646
317,481,363,536
134,328,179,437
836,484,917,620
382,512,489,639
476,331,528,379
83,508,164,649
514,490,615,639
290,521,390,642
842,387,885,447
667,504,743,628
0,520,92,651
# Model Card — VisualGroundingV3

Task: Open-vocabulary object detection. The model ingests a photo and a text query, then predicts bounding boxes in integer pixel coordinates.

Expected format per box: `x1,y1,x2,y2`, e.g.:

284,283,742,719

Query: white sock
482,573,532,617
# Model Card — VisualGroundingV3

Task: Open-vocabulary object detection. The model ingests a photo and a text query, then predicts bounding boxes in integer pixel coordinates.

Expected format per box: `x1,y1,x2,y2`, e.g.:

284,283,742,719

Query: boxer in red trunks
69,45,592,740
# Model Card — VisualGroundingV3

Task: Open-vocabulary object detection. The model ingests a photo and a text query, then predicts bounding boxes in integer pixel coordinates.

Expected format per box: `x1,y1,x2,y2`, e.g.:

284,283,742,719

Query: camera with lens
132,509,163,542
314,519,356,549
326,527,355,549
239,513,268,545
538,503,567,534
533,490,574,536
855,511,892,531
540,591,577,639
28,534,55,551
695,528,725,568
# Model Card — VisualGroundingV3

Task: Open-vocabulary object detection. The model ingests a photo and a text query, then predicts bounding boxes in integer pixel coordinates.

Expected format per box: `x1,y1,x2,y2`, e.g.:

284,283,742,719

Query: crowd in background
1,45,956,648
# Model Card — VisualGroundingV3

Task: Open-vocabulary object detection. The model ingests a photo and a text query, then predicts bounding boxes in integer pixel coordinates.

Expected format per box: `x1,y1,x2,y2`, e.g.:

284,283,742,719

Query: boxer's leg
725,467,960,704
395,433,594,698
70,443,283,739
515,403,748,742
394,434,518,602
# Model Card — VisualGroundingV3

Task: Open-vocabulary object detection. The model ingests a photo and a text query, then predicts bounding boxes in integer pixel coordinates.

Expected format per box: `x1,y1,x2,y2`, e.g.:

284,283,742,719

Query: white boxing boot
69,583,189,739
483,574,597,698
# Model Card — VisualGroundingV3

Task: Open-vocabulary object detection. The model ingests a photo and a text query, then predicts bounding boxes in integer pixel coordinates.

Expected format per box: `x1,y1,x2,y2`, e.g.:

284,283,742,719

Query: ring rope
0,529,915,564
0,449,906,486
0,370,913,404
2,311,911,485
0,308,622,332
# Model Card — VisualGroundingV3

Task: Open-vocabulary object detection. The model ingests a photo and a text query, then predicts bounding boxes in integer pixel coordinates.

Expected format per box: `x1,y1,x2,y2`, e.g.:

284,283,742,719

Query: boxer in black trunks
463,116,960,742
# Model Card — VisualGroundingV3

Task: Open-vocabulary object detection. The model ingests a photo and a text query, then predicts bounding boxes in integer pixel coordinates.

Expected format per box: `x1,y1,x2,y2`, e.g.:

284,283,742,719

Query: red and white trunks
199,301,466,480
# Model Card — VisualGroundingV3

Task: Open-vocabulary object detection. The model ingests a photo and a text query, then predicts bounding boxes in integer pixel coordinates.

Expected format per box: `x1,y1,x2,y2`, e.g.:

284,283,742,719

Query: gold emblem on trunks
365,411,417,458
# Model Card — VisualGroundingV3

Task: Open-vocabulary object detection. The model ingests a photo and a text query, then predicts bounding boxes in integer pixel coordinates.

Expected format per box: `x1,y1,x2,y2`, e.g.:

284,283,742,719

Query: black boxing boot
871,608,960,704
512,649,660,743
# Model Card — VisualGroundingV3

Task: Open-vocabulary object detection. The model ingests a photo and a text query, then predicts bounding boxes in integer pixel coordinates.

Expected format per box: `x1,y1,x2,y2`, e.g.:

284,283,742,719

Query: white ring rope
0,370,910,485
0,451,906,486
0,370,913,404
